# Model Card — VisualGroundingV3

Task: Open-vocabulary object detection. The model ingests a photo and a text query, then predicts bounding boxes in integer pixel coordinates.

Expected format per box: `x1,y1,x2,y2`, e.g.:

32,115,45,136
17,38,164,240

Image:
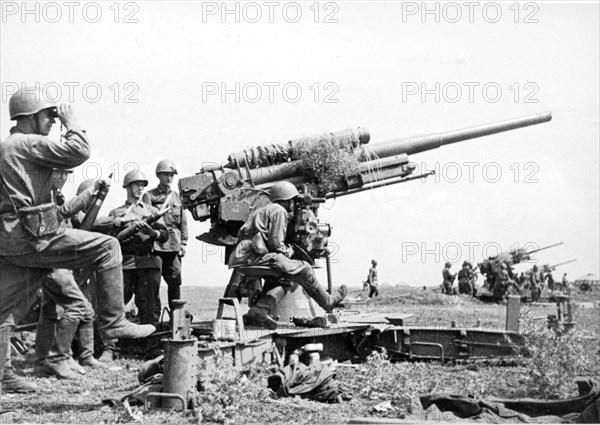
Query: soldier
34,172,102,380
109,170,168,338
367,260,379,298
442,262,456,295
142,159,188,315
530,265,542,302
228,181,348,329
0,87,155,385
562,273,570,295
545,271,555,292
457,261,476,296
492,263,511,301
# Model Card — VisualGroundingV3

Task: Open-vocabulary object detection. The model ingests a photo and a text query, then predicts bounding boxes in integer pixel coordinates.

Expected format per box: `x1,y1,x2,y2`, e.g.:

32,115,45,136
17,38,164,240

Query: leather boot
95,266,156,340
305,283,348,312
1,326,39,393
35,297,57,364
45,319,80,380
98,338,118,363
77,322,102,368
43,358,78,380
242,286,286,330
66,356,86,375
2,364,39,393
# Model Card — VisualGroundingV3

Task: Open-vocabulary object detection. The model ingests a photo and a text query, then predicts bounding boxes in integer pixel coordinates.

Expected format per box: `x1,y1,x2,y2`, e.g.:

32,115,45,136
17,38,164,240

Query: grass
2,285,599,424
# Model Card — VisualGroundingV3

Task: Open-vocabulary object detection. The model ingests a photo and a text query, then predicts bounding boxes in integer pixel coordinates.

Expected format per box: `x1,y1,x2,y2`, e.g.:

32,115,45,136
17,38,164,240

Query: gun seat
234,266,285,279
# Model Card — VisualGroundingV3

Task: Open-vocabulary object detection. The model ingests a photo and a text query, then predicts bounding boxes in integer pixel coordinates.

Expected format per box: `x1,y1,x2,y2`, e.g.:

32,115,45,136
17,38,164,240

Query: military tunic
142,186,188,310
109,201,168,324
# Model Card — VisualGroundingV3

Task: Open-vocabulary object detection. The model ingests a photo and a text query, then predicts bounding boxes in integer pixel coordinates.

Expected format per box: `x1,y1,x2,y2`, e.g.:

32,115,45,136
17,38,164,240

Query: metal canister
162,337,198,411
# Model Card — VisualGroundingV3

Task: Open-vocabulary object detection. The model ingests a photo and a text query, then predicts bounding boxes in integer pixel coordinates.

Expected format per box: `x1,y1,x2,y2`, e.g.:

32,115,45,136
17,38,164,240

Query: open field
2,285,599,424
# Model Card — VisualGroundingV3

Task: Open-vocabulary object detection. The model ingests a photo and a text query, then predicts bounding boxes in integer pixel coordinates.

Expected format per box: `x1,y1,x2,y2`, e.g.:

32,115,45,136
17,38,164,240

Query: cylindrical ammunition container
162,338,198,411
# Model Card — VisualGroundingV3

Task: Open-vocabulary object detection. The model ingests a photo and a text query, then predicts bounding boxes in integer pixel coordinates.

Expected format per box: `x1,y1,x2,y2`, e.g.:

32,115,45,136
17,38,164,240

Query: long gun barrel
550,259,576,268
523,241,564,256
116,206,171,242
367,112,551,158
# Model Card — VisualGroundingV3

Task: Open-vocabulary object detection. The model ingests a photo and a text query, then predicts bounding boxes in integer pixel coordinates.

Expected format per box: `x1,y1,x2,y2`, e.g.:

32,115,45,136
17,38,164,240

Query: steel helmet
155,159,178,175
9,86,56,120
123,170,148,188
371,259,377,266
445,262,452,267
270,181,299,202
77,180,96,195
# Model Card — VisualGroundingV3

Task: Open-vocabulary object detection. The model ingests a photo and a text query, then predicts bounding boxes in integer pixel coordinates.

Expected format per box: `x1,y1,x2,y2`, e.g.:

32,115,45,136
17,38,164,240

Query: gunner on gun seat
228,181,348,329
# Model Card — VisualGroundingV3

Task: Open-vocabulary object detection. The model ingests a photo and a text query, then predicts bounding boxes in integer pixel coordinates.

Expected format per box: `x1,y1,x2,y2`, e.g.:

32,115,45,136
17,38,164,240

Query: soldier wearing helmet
367,260,379,298
0,87,155,386
442,262,456,295
457,261,477,296
228,181,348,329
142,159,188,312
492,262,512,301
107,169,168,356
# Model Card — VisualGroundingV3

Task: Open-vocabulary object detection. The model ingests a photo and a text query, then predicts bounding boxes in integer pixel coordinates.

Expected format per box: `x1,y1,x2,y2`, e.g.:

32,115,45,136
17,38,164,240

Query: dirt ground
1,285,599,424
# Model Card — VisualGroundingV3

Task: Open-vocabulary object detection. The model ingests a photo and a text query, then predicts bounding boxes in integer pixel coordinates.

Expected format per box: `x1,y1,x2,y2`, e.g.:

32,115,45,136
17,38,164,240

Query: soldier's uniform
142,183,188,312
35,181,101,376
562,273,570,295
368,262,379,298
109,202,168,325
457,262,476,296
493,266,510,301
442,263,456,295
229,182,347,329
529,268,541,302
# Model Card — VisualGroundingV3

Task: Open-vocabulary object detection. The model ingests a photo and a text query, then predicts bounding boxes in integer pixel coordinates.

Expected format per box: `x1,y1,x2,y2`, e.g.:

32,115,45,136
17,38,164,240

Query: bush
518,310,597,399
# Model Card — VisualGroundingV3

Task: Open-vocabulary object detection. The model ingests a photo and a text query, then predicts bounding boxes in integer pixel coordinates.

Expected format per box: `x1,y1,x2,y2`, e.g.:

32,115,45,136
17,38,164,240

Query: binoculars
49,107,59,118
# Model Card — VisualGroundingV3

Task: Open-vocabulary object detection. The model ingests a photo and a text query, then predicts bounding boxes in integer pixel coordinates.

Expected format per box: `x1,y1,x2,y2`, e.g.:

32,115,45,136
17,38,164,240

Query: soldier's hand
56,104,79,129
137,221,159,238
179,245,186,258
116,215,135,227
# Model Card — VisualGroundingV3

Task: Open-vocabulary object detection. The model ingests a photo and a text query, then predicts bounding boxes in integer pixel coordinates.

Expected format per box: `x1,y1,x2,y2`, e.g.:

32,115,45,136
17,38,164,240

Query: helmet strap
33,113,41,135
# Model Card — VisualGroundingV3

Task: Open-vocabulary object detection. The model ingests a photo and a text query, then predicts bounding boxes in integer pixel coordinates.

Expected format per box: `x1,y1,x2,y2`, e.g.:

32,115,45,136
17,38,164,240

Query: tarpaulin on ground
420,379,600,423
268,361,347,403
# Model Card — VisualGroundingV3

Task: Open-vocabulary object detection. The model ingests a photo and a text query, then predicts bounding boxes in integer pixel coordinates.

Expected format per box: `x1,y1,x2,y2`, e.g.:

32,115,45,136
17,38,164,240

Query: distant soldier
562,273,571,296
545,272,555,292
492,263,511,301
367,260,379,298
457,261,476,296
142,159,188,314
442,262,456,295
530,265,541,302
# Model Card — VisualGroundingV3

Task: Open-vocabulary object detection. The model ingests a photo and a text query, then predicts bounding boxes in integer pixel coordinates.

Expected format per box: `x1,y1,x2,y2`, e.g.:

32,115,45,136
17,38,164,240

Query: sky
1,1,598,287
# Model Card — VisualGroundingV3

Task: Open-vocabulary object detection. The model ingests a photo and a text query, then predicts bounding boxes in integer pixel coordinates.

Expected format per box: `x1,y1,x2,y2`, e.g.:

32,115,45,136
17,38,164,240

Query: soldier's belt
17,203,60,238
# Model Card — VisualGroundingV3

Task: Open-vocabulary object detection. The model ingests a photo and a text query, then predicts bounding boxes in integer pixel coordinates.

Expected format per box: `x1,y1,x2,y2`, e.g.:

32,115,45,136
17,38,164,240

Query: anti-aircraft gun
531,259,576,275
478,242,564,290
179,113,552,293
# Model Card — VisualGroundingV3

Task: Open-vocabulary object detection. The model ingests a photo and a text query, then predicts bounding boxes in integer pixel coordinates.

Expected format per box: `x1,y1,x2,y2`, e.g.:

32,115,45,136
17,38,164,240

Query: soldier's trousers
0,261,75,382
154,251,182,314
36,270,95,363
123,268,161,325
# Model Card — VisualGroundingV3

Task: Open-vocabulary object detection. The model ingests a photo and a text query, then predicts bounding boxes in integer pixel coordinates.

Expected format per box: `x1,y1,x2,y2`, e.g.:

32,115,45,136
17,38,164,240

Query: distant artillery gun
478,242,564,290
